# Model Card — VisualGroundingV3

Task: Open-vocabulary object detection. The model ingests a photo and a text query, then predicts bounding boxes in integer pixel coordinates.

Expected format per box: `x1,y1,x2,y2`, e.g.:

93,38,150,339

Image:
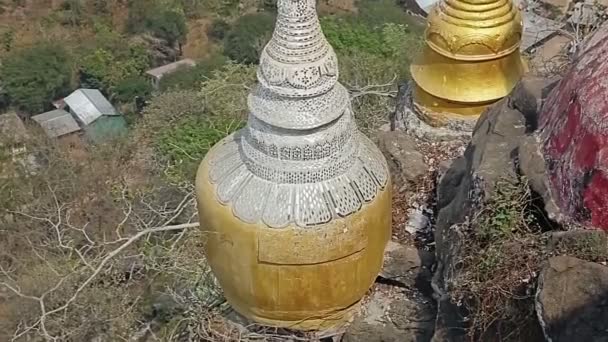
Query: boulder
539,23,608,230
536,256,608,342
343,292,435,342
380,241,434,290
380,241,422,283
377,131,428,188
430,75,557,340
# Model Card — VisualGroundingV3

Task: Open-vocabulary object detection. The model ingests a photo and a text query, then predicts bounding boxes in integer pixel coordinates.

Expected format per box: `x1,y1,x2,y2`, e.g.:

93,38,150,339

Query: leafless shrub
447,178,546,341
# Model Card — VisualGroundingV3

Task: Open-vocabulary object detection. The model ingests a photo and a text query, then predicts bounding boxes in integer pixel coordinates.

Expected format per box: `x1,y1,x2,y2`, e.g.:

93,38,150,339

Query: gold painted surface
413,85,496,121
426,0,523,61
195,150,392,330
409,0,525,124
410,47,525,104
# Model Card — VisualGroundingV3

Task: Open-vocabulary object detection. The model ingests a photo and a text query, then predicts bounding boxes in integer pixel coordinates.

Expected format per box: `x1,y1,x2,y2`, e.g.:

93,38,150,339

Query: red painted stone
539,24,608,230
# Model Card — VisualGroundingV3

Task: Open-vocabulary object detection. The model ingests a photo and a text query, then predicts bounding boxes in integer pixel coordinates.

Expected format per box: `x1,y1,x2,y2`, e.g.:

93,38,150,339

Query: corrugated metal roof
146,59,196,79
32,109,81,138
64,89,118,126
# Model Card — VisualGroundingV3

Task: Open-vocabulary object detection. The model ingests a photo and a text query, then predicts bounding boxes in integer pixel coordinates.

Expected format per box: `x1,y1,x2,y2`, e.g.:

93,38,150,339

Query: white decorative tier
207,0,389,228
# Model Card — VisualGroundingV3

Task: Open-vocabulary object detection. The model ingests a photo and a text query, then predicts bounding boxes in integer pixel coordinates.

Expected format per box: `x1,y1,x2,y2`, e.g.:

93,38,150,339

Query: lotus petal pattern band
207,0,389,228
426,0,523,61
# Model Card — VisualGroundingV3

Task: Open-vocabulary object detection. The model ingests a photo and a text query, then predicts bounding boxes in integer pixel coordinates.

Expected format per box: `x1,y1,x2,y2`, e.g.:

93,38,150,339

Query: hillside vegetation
0,0,425,340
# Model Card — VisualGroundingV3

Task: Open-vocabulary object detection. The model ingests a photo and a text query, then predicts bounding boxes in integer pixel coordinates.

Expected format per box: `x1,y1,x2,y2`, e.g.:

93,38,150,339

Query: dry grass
447,178,546,341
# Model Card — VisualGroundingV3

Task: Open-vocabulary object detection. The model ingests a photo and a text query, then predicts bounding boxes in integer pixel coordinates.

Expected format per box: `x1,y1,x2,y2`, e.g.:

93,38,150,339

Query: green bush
321,15,422,134
223,12,275,64
0,44,72,114
357,0,425,31
321,17,387,56
141,64,256,182
127,0,188,46
145,9,188,46
156,116,244,180
208,18,230,41
321,17,421,58
79,44,150,94
112,76,153,104
159,54,227,91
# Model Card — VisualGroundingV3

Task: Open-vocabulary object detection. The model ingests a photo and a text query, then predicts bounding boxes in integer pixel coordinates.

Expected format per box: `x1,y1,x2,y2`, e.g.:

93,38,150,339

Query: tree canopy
0,44,72,114
223,12,275,64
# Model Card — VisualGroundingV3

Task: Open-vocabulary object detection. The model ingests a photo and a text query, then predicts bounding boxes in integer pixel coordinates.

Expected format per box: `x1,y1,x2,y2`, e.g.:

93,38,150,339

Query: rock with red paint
539,24,608,230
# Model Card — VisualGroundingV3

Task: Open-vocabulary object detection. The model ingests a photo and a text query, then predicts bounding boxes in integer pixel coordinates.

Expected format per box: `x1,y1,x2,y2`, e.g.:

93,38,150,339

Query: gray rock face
343,241,436,342
377,131,428,188
391,82,478,142
380,241,434,289
431,76,557,340
380,241,422,284
342,292,435,342
536,256,608,342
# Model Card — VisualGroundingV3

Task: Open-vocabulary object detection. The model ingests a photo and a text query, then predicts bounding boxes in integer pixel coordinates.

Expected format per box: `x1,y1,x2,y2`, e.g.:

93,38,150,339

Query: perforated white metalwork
207,0,389,228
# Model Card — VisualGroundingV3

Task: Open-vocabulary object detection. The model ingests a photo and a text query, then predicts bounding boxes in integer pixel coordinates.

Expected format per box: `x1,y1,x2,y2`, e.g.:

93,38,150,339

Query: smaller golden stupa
410,0,526,125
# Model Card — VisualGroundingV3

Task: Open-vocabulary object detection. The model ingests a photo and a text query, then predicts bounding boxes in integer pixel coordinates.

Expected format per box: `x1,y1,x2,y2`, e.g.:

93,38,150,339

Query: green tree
112,76,153,104
145,9,188,47
223,12,275,64
127,0,188,48
79,44,150,93
79,48,115,90
0,44,72,114
321,16,387,56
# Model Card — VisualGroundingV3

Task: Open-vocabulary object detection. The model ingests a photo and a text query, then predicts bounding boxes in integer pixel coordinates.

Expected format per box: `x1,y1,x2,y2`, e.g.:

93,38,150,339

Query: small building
32,109,81,139
145,59,196,89
64,88,119,125
33,89,127,144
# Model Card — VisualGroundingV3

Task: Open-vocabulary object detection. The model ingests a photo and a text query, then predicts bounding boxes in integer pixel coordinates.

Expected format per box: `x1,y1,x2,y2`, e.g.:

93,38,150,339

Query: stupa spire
251,0,345,129
258,0,338,97
202,0,388,228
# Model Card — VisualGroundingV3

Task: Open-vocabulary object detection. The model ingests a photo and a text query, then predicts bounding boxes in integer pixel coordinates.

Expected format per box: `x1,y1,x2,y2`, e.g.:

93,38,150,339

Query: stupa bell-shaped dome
426,0,523,60
411,0,525,107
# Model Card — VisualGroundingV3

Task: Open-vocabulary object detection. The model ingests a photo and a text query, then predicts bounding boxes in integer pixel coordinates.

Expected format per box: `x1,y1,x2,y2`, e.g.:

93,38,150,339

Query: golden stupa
410,0,526,124
196,0,391,330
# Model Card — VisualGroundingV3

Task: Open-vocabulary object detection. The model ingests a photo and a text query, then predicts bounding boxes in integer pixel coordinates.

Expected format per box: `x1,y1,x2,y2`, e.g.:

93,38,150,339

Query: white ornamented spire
207,0,389,228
